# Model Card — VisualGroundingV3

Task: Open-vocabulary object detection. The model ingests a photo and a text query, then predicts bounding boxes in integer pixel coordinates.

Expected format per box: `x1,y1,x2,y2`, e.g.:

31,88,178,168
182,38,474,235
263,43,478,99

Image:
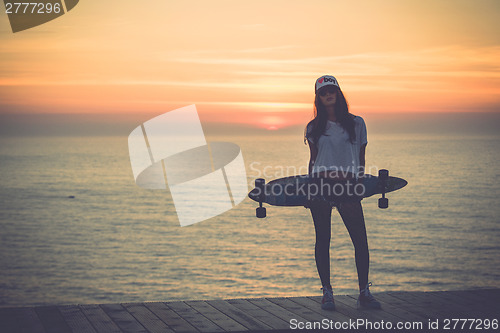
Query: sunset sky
1,0,499,130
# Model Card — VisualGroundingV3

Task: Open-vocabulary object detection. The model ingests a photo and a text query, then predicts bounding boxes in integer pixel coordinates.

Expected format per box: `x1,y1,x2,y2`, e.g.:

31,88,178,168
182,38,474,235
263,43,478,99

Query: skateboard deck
248,169,407,217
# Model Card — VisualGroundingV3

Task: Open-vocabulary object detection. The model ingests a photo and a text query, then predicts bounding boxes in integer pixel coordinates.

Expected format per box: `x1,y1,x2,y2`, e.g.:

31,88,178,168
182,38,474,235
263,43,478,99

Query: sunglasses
317,86,337,96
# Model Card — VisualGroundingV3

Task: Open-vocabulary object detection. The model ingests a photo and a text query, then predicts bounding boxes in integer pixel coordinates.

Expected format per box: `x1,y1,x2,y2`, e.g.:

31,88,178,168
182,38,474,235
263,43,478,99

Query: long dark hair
304,86,356,146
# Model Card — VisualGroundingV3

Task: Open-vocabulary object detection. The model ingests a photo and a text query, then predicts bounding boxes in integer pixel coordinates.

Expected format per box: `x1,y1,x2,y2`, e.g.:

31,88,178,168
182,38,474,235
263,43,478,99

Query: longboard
248,169,407,218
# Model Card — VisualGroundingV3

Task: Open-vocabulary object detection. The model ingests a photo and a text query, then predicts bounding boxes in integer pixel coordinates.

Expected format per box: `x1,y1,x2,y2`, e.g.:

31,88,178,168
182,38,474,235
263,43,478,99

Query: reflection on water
0,132,499,307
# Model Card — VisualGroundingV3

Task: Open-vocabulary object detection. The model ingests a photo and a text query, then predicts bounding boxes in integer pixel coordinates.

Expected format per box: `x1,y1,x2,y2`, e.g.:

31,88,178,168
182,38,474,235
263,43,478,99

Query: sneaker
321,286,335,310
357,282,382,309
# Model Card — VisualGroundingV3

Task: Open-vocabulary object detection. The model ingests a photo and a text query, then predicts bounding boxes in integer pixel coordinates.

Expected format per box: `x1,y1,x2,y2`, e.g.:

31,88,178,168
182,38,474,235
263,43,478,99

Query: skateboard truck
378,169,389,209
255,178,267,218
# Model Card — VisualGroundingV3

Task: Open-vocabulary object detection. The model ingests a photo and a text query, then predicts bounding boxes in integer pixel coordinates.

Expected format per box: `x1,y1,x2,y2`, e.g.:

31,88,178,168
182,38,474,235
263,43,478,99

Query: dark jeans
310,200,369,291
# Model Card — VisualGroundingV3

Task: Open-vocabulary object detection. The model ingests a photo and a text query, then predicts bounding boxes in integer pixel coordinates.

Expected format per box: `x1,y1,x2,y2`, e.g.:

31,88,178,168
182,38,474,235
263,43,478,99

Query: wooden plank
166,301,224,333
448,289,483,302
0,307,24,333
100,303,148,333
122,303,175,333
308,295,384,322
185,300,248,332
247,298,308,325
474,289,500,315
370,293,431,321
226,299,290,330
377,293,440,320
58,306,97,333
207,299,272,331
1,289,498,333
308,295,423,331
452,289,500,307
267,297,331,323
289,296,353,323
144,302,199,333
393,291,468,319
344,294,421,324
465,288,500,298
427,291,493,318
13,307,46,333
387,292,455,320
446,290,500,317
35,306,72,333
80,304,122,333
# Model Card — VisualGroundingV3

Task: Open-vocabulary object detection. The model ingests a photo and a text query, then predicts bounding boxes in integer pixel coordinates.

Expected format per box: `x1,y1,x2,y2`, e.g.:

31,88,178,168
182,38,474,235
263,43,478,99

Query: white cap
315,75,340,92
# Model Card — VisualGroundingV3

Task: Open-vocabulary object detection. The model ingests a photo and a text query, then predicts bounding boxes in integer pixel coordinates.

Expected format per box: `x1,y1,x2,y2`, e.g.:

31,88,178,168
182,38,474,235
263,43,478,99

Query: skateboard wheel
378,197,389,209
256,206,266,218
379,169,389,180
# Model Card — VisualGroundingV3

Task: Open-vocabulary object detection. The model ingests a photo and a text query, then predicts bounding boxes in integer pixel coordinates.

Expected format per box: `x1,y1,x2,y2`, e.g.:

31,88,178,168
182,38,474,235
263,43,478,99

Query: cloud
169,45,500,76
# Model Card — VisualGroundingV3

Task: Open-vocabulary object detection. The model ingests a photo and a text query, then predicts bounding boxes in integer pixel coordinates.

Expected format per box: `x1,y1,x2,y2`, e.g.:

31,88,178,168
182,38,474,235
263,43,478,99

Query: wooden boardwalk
0,289,498,332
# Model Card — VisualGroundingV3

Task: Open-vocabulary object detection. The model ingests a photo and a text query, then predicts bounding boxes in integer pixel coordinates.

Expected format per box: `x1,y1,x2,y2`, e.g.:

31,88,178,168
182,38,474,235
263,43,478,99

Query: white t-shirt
306,116,367,176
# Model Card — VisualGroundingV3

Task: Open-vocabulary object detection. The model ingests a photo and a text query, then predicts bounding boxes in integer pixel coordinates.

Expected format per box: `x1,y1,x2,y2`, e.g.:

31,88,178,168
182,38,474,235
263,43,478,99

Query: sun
260,116,286,130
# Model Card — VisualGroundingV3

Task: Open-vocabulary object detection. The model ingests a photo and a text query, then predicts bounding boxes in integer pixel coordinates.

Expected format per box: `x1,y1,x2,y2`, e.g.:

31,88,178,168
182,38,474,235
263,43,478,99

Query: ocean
1,115,500,307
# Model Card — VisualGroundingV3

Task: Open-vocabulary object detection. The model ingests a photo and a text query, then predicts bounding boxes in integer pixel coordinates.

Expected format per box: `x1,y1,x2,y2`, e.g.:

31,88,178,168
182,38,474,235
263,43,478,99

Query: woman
305,75,381,311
